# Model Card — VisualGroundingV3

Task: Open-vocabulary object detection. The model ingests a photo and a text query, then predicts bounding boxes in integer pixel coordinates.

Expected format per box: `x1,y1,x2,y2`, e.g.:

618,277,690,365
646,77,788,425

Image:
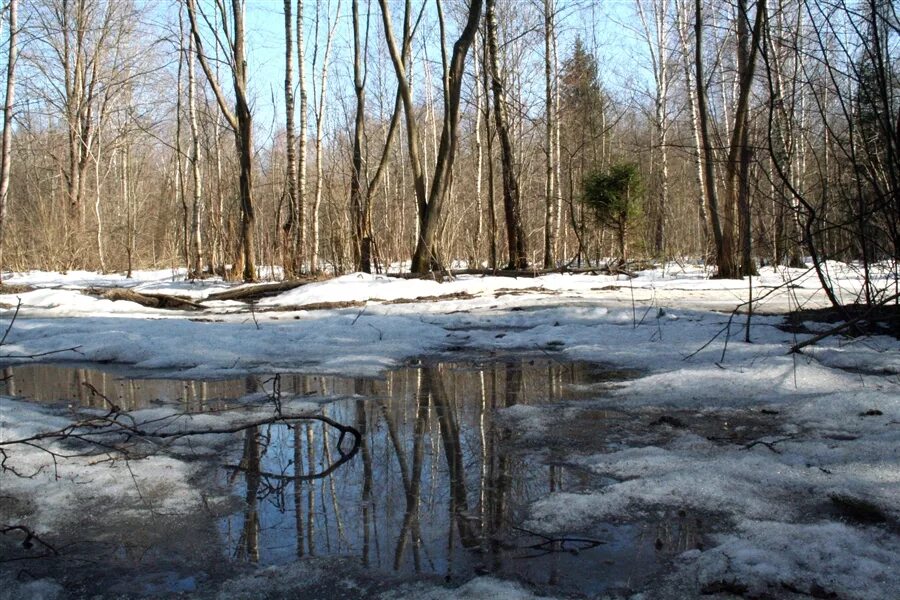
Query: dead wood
382,291,477,304
204,274,327,302
387,265,637,280
0,283,33,295
259,300,366,312
259,292,479,313
789,292,900,352
91,288,203,310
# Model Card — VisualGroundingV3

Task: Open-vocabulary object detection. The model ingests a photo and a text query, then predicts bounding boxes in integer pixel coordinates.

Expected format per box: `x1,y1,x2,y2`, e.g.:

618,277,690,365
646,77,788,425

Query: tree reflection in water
222,359,617,586
3,359,691,595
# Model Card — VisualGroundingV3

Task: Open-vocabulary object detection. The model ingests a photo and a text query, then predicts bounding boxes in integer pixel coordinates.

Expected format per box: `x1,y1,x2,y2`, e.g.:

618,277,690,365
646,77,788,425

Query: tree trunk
724,0,764,278
296,0,308,274
283,0,298,278
473,37,484,266
378,0,483,273
349,0,369,273
232,0,255,282
187,0,256,281
542,0,557,268
0,0,17,280
311,0,340,273
486,0,527,270
187,18,203,278
675,0,710,259
695,0,728,276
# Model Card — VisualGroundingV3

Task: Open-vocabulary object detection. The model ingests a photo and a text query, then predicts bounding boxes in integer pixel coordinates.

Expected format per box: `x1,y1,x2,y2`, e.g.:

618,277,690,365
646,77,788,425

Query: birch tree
283,0,298,277
187,11,203,278
310,0,340,273
0,0,16,280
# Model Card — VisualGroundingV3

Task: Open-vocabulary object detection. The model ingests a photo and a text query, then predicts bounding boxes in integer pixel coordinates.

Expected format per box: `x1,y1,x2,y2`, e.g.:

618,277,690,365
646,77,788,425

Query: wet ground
1,358,708,598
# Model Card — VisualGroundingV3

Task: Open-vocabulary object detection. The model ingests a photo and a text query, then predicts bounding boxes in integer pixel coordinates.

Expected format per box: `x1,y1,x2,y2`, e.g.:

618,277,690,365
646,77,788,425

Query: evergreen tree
582,162,643,260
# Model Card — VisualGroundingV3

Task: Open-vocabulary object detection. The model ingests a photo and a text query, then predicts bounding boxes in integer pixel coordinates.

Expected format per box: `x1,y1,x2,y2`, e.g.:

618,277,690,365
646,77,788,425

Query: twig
0,298,22,347
0,525,60,558
351,302,368,325
789,292,900,353
0,346,84,360
510,525,604,558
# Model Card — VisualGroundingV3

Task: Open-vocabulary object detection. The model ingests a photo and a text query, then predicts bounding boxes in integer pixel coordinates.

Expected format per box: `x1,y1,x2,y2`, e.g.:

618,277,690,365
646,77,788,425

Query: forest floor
0,263,898,599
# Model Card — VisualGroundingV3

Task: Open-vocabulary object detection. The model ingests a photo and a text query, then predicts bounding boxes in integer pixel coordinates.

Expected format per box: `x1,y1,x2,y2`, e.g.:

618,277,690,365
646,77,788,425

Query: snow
683,520,899,599
1,262,898,597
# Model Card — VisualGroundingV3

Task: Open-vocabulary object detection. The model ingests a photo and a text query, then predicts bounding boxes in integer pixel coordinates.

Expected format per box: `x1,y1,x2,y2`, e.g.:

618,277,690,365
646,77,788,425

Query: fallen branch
205,275,326,302
511,525,605,558
226,417,360,482
87,288,204,310
0,525,60,561
789,292,900,353
386,265,637,280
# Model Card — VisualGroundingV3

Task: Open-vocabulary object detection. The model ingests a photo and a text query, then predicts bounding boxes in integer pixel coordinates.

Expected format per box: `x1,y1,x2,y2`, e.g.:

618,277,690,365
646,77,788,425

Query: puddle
0,359,692,597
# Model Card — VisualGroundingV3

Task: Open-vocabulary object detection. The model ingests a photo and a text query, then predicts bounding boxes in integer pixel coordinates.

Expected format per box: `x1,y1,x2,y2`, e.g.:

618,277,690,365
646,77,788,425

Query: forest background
0,0,896,307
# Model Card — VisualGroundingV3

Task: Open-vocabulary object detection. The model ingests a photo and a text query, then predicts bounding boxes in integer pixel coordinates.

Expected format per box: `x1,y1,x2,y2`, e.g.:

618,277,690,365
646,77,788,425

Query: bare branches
185,0,237,132
789,292,900,353
511,526,605,558
1,377,362,485
1,525,59,561
0,295,20,346
0,297,83,359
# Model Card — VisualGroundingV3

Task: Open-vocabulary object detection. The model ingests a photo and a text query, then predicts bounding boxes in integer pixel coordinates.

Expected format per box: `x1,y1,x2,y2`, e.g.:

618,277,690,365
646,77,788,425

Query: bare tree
310,0,340,274
723,0,765,277
674,0,710,258
378,0,484,273
0,0,17,280
283,0,298,277
635,0,672,258
542,0,559,268
486,0,527,269
187,9,203,278
349,0,369,273
297,0,308,274
186,0,256,282
694,0,729,278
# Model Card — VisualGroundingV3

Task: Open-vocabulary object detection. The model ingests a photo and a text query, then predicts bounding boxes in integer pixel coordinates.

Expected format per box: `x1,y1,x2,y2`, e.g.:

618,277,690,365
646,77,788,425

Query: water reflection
2,359,689,596
220,361,657,595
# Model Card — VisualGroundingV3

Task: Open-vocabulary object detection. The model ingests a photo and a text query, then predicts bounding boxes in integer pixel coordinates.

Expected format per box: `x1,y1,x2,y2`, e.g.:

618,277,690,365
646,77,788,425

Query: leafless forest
0,0,896,289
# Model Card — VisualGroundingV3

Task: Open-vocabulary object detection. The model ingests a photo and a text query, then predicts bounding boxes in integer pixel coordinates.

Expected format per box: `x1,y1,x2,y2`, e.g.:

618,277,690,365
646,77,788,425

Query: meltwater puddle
0,359,696,598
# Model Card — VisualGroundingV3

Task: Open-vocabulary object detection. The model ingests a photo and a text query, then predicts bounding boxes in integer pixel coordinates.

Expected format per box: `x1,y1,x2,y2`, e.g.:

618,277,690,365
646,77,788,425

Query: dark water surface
1,359,698,597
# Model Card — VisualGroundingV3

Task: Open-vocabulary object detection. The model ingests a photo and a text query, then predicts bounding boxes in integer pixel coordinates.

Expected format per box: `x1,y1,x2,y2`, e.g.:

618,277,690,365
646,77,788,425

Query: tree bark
695,0,728,276
0,0,17,280
378,0,483,273
283,0,298,277
486,0,527,270
349,0,369,273
186,0,256,281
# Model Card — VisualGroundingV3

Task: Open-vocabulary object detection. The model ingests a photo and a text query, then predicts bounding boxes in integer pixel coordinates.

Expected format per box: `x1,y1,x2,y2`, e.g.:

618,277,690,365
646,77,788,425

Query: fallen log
89,288,204,311
205,275,327,302
386,264,638,280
